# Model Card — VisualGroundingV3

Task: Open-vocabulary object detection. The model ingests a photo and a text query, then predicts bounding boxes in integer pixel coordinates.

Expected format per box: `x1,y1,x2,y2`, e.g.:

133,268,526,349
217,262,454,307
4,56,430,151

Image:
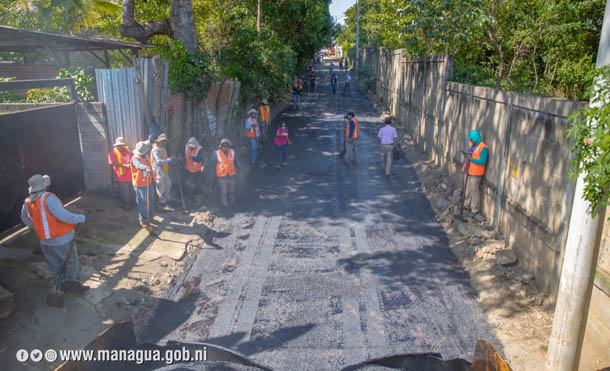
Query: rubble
496,249,518,266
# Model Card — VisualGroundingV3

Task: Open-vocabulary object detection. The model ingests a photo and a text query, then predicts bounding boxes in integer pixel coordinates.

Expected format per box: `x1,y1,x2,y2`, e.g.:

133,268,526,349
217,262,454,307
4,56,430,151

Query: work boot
64,280,90,296
139,221,148,228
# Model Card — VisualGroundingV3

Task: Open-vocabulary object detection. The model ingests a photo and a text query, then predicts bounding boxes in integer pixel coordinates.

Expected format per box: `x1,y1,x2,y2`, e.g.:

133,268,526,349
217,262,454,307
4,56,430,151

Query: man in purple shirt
377,117,398,176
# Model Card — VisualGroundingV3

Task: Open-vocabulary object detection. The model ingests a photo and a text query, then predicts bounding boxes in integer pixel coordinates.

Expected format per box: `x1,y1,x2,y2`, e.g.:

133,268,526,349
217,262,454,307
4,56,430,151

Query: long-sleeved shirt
471,146,488,165
152,145,171,169
245,118,260,138
348,119,356,139
21,193,84,246
132,154,150,171
206,149,242,173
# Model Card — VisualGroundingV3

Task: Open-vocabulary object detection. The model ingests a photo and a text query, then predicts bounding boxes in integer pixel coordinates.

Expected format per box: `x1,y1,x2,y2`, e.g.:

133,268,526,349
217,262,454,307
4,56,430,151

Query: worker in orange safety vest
108,137,134,210
461,130,489,217
206,138,242,208
259,98,271,142
21,174,88,294
344,111,359,165
131,140,155,228
245,109,261,166
184,137,205,200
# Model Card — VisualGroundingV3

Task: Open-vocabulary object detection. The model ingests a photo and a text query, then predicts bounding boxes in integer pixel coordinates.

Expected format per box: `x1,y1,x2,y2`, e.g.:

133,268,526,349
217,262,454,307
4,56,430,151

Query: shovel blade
47,289,64,308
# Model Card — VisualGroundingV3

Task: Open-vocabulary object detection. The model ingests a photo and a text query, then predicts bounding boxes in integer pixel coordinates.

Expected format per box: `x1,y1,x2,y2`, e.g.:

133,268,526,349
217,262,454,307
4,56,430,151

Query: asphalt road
140,61,500,371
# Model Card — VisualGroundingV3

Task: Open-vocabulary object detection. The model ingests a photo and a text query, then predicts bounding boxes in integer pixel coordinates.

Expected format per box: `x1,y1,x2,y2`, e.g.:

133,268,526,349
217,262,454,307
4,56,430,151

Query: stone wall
360,47,587,298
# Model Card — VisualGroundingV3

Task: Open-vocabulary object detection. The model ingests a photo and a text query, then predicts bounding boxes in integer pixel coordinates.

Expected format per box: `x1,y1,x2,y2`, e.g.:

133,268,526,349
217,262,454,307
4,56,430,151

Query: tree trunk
119,0,172,43
487,25,505,89
170,0,198,54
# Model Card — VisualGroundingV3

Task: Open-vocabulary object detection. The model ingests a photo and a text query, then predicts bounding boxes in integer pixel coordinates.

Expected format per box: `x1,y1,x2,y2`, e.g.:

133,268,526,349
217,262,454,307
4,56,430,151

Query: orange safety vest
345,117,360,139
151,145,169,174
260,104,270,122
294,81,303,90
185,145,204,173
112,147,132,177
25,192,75,241
131,154,153,187
462,142,488,176
246,118,260,139
216,149,236,178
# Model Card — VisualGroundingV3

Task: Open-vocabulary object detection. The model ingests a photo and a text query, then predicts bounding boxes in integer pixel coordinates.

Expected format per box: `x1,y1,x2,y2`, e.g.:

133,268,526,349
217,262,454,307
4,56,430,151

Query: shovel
47,225,81,308
339,118,347,159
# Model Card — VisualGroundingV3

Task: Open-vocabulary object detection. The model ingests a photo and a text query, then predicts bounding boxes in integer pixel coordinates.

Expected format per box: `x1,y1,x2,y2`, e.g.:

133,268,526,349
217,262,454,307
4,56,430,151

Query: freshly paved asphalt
141,61,500,371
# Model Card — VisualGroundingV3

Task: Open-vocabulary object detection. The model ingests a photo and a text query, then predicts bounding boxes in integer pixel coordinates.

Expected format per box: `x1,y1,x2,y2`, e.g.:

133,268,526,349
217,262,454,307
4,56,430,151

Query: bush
0,76,19,103
162,39,213,102
357,65,376,93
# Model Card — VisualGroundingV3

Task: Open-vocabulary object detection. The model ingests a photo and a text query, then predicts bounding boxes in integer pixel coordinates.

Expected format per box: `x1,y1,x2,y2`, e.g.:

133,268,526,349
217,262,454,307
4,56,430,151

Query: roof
0,25,155,53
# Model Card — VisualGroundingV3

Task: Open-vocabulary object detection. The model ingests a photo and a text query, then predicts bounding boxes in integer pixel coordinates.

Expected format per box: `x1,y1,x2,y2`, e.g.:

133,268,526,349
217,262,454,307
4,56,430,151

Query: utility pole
355,0,360,74
257,0,262,39
545,1,610,370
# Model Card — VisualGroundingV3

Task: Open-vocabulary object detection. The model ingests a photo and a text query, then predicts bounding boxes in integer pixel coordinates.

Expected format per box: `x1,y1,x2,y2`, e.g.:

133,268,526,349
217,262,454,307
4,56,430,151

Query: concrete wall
77,102,111,193
361,48,588,298
0,102,111,193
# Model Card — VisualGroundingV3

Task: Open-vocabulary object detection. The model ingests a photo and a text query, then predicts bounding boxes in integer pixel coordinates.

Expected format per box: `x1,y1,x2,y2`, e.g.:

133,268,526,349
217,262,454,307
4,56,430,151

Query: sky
329,0,356,25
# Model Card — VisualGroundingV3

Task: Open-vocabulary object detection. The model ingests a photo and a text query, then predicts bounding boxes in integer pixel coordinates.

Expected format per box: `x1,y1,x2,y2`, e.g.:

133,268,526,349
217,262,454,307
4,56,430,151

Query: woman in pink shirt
274,122,291,168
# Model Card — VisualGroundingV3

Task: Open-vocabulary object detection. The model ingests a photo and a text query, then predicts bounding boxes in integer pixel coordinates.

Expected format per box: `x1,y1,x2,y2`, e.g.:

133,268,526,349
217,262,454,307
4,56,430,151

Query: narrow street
140,61,500,370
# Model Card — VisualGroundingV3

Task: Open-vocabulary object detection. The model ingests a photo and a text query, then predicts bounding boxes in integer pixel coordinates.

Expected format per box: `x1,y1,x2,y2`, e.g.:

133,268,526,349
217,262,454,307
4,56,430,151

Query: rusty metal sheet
0,103,85,234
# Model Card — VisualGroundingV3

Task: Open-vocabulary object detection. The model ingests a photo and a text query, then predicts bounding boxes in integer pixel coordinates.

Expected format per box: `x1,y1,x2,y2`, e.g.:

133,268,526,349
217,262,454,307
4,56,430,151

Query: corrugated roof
0,25,155,53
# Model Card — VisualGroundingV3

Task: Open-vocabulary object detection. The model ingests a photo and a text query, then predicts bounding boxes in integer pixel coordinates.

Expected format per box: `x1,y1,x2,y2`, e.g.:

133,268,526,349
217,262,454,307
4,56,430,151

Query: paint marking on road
354,224,389,358
208,215,268,339
233,215,282,342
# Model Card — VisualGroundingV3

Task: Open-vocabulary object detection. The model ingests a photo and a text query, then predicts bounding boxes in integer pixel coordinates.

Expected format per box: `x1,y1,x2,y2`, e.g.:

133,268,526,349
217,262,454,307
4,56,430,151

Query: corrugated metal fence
95,59,168,149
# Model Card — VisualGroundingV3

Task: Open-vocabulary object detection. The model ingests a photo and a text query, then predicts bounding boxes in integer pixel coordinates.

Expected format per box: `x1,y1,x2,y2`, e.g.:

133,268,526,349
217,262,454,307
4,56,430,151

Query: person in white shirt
377,117,398,176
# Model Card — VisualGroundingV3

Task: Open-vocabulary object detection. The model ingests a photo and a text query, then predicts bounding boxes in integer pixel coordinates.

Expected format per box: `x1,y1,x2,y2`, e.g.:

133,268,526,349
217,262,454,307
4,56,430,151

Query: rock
535,295,544,306
434,197,451,210
32,262,52,280
521,273,535,282
496,249,518,266
0,285,16,320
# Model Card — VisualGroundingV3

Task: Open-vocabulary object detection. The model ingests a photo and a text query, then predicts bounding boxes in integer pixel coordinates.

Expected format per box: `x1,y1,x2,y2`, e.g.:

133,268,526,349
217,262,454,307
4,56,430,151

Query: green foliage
24,87,71,103
219,28,296,104
0,76,19,103
58,68,94,101
339,0,605,100
162,39,213,102
565,66,610,217
357,66,376,93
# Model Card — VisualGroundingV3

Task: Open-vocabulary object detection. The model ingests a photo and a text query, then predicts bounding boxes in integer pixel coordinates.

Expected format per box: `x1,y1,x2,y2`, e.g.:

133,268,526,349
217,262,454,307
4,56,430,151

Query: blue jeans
41,241,81,285
276,144,287,165
331,83,337,94
293,94,301,107
134,185,155,223
249,138,258,164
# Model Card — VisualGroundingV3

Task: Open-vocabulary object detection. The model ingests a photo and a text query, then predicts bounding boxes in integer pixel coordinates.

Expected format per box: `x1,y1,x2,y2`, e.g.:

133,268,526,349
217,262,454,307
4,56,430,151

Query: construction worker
274,122,292,168
131,141,155,227
292,77,303,109
308,66,316,93
207,138,242,208
108,137,134,210
342,71,352,97
245,109,260,166
461,130,489,216
184,137,205,199
259,99,271,142
344,111,359,165
20,174,88,294
378,118,398,176
151,133,174,208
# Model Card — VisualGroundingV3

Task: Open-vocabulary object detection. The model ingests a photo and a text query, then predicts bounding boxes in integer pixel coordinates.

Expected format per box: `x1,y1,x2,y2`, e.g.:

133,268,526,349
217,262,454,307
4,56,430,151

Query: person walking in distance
329,62,335,82
245,108,261,166
131,141,155,228
207,139,242,208
308,65,316,93
342,71,352,97
292,77,303,109
259,98,271,142
331,72,338,95
339,57,344,71
344,111,359,165
183,137,205,202
107,137,134,210
461,130,489,219
21,174,88,294
274,122,292,168
151,133,174,209
377,118,398,176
